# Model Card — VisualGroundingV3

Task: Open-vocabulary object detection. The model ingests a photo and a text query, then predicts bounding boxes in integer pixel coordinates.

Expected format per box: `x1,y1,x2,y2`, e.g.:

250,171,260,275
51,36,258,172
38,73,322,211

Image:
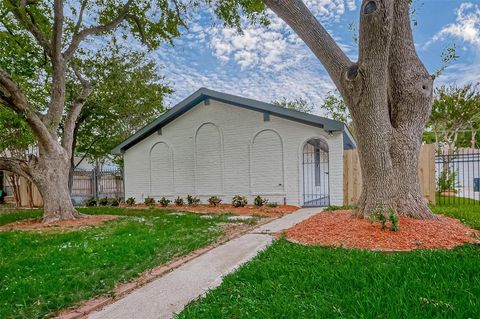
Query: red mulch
286,210,480,251
125,204,299,217
0,214,118,232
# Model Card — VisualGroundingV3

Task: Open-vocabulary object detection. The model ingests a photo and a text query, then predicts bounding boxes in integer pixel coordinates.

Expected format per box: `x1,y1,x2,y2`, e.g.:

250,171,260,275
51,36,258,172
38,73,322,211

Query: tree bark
29,145,83,223
264,0,436,219
0,0,133,223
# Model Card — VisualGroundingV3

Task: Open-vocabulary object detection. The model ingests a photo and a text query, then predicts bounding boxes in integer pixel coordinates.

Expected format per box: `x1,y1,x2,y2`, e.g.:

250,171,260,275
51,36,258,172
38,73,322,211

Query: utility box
474,178,480,192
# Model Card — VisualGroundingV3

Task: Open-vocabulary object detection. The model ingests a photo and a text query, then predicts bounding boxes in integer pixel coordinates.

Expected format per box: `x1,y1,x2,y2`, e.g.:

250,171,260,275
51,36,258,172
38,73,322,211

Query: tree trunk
26,179,34,208
30,147,83,223
263,0,437,219
9,174,21,207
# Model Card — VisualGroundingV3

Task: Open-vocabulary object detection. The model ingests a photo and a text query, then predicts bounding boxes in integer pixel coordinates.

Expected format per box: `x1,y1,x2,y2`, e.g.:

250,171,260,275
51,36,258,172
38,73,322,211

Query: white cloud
189,0,357,71
430,2,480,47
158,55,336,116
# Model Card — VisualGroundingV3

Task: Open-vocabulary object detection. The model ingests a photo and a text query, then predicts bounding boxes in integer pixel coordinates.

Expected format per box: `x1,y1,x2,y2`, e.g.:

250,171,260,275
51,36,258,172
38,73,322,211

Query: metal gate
70,168,124,205
303,138,329,207
435,149,480,205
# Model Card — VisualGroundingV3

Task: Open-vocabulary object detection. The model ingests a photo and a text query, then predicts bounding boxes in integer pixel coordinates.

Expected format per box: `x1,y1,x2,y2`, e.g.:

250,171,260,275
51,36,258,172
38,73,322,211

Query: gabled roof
112,88,356,154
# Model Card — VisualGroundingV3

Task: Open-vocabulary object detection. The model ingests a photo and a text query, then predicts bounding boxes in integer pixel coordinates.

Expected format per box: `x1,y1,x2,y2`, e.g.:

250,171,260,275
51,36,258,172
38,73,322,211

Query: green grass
178,239,480,319
432,195,480,229
0,207,235,319
179,199,480,319
0,209,42,226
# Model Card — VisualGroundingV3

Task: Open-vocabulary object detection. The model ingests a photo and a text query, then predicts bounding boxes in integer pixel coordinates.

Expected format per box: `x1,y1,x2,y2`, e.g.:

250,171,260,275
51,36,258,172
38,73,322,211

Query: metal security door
303,138,329,207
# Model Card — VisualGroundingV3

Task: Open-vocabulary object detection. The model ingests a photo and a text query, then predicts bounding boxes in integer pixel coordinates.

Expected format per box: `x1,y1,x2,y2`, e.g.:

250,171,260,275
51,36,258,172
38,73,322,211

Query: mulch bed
286,210,480,251
0,215,118,232
126,204,299,217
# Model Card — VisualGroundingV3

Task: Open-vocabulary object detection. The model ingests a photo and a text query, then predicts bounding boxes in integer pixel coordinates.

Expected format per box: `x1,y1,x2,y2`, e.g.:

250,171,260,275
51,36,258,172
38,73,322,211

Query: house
112,88,356,207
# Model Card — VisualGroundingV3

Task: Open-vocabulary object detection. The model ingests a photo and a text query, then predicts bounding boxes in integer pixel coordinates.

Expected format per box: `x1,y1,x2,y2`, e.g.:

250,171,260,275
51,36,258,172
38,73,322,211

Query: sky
149,0,480,115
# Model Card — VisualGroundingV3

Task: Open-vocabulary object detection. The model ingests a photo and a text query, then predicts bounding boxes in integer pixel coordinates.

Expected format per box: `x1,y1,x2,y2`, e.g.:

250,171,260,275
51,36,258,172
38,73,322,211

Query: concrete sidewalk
89,208,321,319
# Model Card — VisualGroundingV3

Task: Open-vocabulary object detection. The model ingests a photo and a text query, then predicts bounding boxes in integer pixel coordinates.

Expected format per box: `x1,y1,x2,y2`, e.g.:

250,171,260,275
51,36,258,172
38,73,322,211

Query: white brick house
113,88,355,207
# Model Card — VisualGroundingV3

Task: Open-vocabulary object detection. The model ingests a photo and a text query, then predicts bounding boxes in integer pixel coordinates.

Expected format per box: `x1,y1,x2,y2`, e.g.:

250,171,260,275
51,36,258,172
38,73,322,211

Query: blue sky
150,0,480,115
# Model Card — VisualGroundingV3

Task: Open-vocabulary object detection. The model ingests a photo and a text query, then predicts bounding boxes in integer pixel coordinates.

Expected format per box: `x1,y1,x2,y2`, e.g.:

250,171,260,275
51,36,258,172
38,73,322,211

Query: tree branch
358,0,394,71
73,0,88,35
0,157,32,179
126,14,148,46
0,68,55,151
387,0,433,129
61,65,93,155
64,0,134,60
6,0,52,56
43,0,66,134
262,0,352,89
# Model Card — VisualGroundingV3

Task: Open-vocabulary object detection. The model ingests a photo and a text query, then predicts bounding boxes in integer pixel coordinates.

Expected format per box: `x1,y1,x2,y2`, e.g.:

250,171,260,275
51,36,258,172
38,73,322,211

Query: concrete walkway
89,208,321,319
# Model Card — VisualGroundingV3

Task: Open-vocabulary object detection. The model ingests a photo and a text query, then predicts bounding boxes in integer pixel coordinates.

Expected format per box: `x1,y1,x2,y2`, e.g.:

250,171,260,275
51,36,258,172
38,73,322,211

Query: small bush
437,168,459,193
98,197,109,206
208,196,222,207
158,197,171,207
126,197,135,206
108,198,119,207
388,209,400,232
174,196,184,206
84,197,97,207
232,195,247,208
144,197,155,206
267,202,278,208
369,209,387,230
324,205,354,212
370,208,400,231
254,195,268,207
187,195,201,206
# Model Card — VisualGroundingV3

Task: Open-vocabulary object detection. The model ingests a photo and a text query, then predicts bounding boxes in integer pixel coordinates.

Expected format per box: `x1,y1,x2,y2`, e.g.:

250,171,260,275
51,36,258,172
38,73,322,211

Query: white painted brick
123,100,344,206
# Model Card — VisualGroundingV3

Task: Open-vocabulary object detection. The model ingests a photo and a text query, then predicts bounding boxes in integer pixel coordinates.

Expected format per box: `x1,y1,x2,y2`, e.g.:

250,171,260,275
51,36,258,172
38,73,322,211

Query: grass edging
55,216,277,319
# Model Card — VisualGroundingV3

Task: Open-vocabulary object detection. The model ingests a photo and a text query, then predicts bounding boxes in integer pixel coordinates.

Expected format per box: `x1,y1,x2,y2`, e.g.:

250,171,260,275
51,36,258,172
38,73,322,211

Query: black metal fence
435,149,480,205
71,168,124,206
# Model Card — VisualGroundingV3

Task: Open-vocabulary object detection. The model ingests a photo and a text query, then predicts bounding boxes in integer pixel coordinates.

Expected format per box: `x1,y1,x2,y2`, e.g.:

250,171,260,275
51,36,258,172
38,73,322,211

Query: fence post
92,168,99,201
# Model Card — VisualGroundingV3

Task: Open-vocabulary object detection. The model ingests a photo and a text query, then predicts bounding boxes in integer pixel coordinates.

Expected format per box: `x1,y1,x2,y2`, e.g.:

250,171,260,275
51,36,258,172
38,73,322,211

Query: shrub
232,195,247,208
84,197,97,207
369,209,387,230
108,198,119,207
126,197,135,206
186,195,201,206
324,205,354,212
253,195,268,207
388,209,400,232
144,197,155,206
208,196,222,207
98,197,109,206
267,202,278,208
370,208,400,231
158,197,171,207
437,168,459,193
174,196,184,206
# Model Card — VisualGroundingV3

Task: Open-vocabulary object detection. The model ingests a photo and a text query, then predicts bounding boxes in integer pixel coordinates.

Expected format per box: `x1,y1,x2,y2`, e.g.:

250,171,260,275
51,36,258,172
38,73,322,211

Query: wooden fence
343,144,436,206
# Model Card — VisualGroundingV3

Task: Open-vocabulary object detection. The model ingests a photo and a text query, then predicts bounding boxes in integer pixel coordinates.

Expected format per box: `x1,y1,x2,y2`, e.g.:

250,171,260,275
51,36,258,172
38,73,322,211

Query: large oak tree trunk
30,147,82,223
264,0,437,219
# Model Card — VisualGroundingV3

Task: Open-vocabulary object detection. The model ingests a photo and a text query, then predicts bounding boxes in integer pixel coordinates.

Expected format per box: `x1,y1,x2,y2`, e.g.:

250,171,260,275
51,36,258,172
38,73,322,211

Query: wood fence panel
343,144,436,206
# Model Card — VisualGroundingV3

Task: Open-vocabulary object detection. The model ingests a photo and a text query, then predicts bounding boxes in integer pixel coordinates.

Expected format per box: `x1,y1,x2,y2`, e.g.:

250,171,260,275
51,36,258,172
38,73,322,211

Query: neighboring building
113,88,356,207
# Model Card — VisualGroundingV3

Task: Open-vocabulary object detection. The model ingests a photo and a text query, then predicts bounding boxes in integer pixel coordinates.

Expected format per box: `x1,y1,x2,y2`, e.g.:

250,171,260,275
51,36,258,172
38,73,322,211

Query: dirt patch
0,214,118,232
286,210,480,251
126,204,299,218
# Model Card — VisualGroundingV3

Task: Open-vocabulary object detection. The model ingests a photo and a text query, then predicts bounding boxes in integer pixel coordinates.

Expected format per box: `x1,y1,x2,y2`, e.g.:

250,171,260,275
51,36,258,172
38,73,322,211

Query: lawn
432,195,480,229
179,239,480,319
178,202,480,319
0,207,243,319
